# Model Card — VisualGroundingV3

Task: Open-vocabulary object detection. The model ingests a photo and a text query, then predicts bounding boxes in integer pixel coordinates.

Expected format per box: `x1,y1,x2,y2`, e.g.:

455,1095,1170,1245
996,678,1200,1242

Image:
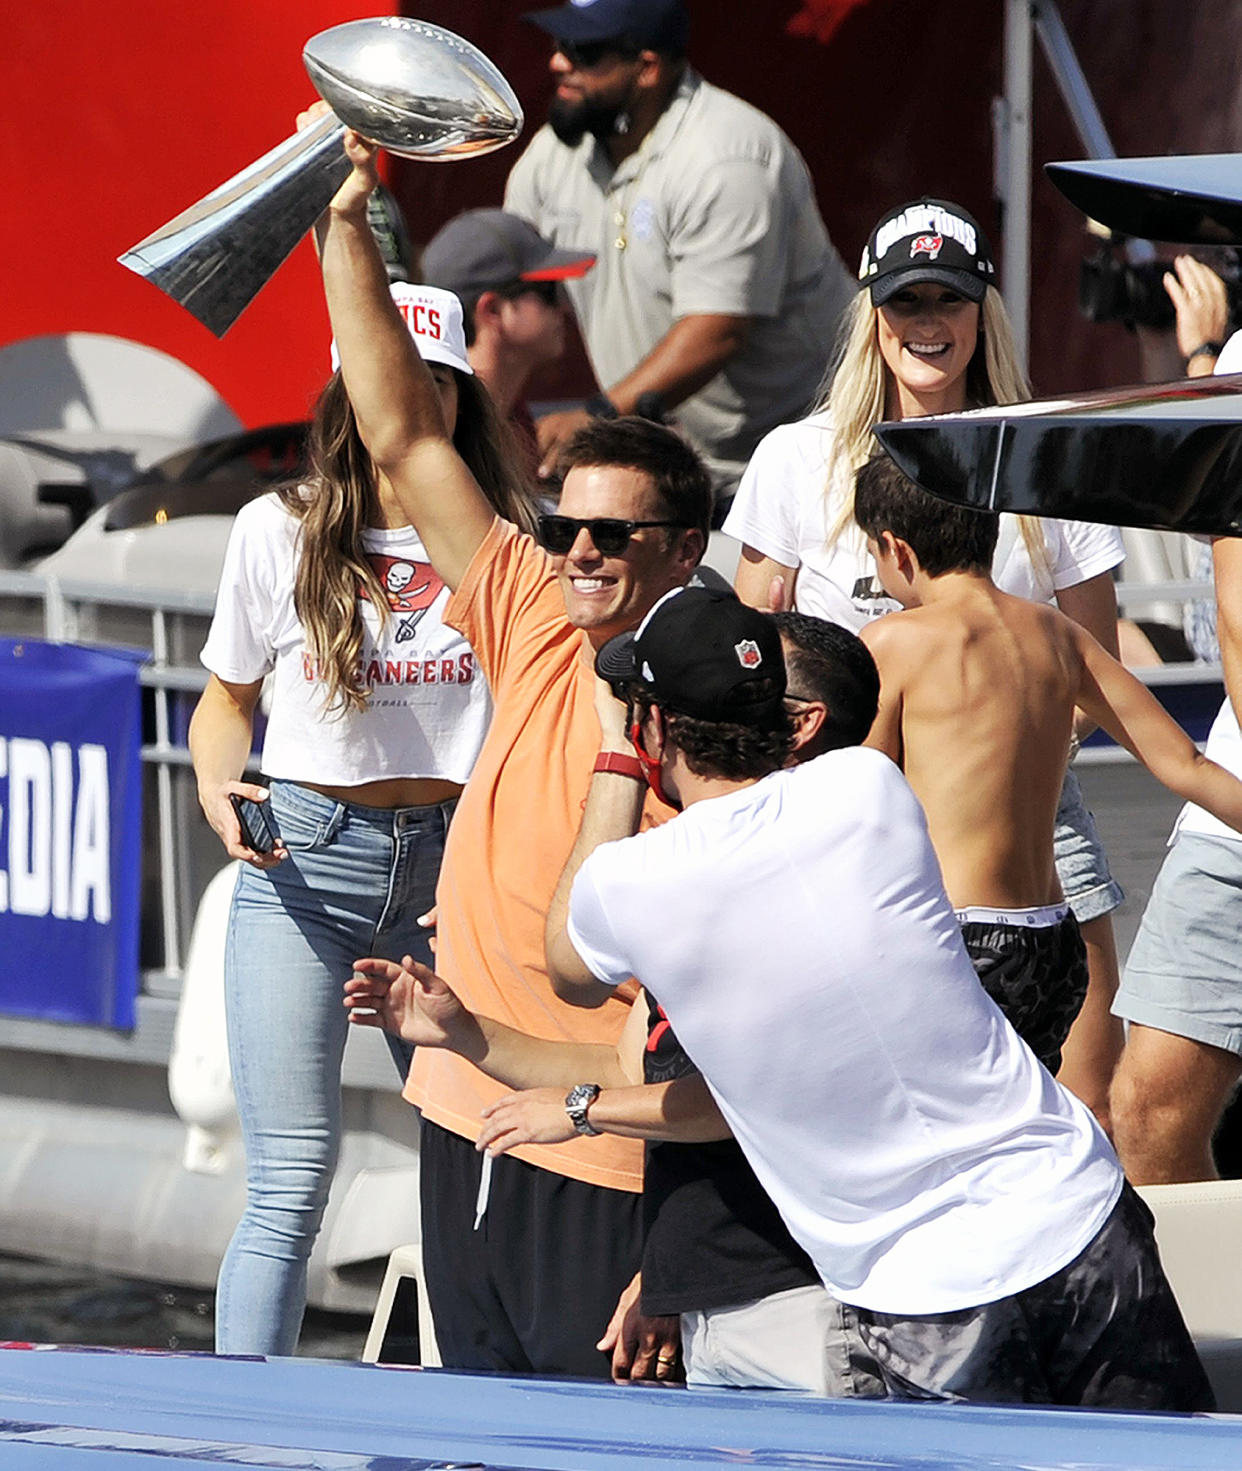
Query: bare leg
1056,914,1124,1138
1110,1022,1242,1184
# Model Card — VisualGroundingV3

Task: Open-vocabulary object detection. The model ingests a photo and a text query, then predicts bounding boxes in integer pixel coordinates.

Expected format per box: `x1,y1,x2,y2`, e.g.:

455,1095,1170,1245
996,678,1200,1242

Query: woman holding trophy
189,175,538,1352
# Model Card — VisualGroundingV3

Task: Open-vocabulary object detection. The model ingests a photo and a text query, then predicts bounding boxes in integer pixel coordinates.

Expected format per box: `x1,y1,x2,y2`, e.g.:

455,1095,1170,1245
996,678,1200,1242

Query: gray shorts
682,1284,882,1397
1114,830,1242,1055
1055,767,1123,923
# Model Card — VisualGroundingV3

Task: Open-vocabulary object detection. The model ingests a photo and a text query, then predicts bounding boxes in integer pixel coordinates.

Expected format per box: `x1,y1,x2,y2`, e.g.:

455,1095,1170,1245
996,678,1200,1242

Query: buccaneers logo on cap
910,233,944,260
735,639,762,669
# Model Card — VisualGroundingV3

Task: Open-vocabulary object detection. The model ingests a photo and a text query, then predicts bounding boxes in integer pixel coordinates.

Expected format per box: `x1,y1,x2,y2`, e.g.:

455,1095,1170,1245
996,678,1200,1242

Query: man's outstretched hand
344,955,464,1045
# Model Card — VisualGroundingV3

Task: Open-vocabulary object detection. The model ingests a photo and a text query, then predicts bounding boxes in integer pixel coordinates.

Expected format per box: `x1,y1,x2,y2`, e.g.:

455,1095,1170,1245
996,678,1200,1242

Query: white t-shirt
200,493,491,785
722,410,1126,629
1175,700,1242,843
568,748,1122,1315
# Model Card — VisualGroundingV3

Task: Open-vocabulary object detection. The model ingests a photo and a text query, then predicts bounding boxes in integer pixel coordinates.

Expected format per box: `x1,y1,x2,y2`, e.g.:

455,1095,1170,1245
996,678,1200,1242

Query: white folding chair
362,1241,440,1367
1137,1178,1242,1411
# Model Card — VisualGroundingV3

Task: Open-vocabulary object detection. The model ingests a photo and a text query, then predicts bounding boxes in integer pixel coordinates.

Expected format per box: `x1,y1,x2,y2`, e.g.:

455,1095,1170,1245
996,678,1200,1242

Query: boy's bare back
862,579,1082,910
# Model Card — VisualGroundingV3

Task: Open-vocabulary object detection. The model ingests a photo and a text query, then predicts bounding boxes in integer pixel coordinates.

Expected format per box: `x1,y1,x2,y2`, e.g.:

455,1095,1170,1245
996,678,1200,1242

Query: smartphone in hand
229,793,279,854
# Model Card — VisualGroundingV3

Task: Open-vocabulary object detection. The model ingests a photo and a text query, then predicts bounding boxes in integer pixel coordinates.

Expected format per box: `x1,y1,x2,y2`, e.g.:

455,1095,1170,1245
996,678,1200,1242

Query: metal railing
0,569,220,991
0,566,1229,963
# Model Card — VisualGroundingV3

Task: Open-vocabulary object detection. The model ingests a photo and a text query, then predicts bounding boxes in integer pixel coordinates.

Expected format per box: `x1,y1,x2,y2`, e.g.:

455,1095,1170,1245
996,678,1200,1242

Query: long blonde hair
820,284,1045,569
278,371,538,714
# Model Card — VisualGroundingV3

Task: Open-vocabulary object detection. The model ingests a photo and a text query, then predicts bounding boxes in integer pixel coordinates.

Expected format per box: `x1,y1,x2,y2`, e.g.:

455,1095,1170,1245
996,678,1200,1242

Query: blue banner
0,639,145,1028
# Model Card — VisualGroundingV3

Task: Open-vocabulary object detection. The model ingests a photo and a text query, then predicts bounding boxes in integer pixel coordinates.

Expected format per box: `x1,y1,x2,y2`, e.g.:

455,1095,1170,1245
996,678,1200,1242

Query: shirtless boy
854,456,1242,1071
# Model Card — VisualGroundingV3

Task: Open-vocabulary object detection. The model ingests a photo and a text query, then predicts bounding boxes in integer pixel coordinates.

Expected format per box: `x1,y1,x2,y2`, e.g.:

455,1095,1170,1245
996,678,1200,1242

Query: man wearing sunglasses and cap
505,0,853,508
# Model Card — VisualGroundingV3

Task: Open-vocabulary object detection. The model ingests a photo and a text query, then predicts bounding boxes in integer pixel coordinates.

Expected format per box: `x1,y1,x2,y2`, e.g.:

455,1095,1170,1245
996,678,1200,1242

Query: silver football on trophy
305,17,523,160
118,18,524,337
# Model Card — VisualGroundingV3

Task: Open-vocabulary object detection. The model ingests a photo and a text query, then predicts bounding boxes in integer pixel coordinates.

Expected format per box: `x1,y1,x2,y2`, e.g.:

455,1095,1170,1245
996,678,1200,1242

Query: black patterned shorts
959,909,1088,1073
853,1183,1214,1410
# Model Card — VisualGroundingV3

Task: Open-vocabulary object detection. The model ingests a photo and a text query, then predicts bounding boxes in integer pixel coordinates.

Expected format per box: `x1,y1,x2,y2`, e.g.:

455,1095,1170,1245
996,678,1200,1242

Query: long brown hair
278,370,538,714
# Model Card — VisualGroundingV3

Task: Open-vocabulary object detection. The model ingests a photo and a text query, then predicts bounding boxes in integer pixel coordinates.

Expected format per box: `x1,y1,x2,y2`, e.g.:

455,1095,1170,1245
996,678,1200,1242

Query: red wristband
593,751,645,781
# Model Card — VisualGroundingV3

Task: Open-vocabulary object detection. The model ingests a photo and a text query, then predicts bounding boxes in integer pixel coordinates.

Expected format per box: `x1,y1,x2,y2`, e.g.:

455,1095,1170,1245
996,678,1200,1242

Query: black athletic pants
419,1116,644,1376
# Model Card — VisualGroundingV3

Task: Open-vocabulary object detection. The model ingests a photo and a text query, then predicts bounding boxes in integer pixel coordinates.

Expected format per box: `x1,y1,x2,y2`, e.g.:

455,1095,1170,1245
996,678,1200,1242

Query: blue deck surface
2,1345,1242,1470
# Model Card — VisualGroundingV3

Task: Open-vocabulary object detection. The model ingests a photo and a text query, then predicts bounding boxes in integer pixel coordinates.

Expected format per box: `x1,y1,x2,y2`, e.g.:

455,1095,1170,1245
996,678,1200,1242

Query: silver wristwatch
565,1082,601,1136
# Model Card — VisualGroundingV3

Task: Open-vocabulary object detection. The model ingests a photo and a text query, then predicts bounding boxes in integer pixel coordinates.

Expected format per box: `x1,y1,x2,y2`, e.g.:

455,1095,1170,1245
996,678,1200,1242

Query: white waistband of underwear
954,902,1070,929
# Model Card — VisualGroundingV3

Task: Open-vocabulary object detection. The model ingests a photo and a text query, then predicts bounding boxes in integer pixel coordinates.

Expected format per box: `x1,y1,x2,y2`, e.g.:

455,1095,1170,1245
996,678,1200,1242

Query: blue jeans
215,779,454,1356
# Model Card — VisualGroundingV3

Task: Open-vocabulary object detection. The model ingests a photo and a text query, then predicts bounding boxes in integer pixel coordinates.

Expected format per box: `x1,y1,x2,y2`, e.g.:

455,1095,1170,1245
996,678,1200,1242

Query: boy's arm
567,1075,729,1142
547,680,650,1004
1073,625,1242,831
348,964,732,1146
860,619,905,763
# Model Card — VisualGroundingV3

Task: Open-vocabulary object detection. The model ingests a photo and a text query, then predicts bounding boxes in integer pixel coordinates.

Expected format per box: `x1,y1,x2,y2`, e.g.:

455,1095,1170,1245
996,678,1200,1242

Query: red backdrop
3,2,1236,428
2,3,393,427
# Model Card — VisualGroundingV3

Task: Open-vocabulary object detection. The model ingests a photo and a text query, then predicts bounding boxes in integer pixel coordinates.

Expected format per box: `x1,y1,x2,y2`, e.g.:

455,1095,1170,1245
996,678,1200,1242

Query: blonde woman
189,284,538,1356
723,199,1125,1126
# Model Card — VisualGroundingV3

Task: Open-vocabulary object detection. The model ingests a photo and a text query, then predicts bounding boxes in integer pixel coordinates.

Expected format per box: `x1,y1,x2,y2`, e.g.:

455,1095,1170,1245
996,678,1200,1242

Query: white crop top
200,492,491,785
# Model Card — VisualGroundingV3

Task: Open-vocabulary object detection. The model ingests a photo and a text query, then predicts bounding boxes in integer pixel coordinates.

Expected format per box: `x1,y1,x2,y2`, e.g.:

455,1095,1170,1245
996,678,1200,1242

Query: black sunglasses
537,514,688,556
499,278,561,307
553,36,639,70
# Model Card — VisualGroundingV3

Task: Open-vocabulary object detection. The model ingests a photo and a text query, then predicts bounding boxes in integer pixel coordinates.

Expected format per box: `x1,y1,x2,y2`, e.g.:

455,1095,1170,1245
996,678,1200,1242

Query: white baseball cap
330,282,473,376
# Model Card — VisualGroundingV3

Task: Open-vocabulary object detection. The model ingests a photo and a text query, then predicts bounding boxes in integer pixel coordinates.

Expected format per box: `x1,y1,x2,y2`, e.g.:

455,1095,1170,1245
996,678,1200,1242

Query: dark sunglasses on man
553,36,640,70
497,279,562,308
537,514,688,556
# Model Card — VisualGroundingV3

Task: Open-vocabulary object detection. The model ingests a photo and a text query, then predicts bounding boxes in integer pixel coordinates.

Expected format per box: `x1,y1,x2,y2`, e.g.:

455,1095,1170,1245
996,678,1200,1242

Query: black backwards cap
595,587,786,725
858,198,996,305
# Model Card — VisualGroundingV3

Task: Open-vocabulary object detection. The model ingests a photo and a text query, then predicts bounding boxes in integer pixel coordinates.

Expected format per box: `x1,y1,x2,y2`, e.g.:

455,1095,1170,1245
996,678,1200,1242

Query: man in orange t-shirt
408,426,709,1376
318,124,712,1375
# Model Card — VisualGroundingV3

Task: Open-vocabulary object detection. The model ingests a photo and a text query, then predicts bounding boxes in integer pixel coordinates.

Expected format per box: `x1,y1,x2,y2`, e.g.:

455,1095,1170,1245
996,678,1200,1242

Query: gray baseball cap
421,209,595,307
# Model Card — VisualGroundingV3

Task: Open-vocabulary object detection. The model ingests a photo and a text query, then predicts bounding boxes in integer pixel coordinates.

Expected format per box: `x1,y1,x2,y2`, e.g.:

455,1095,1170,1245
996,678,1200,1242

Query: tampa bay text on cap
330,283,472,376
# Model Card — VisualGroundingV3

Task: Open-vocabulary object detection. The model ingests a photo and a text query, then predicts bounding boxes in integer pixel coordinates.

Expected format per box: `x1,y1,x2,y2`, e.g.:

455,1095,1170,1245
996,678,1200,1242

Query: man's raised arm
312,113,494,590
546,678,649,1005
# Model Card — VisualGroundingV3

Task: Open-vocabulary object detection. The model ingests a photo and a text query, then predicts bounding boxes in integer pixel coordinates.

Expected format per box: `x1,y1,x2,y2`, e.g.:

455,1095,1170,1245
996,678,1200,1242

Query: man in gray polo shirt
505,0,853,508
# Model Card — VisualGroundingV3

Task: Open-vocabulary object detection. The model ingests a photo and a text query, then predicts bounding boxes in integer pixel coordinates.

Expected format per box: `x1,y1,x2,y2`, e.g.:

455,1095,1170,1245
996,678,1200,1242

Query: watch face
566,1083,601,1134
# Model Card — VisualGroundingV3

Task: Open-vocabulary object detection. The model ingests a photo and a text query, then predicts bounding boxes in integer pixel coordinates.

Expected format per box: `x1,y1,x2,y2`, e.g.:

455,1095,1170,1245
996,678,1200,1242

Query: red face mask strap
628,706,673,808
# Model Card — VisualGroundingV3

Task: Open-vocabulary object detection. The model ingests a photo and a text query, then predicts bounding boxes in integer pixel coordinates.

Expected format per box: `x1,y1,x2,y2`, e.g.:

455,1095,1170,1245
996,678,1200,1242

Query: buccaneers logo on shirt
361,555,445,643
